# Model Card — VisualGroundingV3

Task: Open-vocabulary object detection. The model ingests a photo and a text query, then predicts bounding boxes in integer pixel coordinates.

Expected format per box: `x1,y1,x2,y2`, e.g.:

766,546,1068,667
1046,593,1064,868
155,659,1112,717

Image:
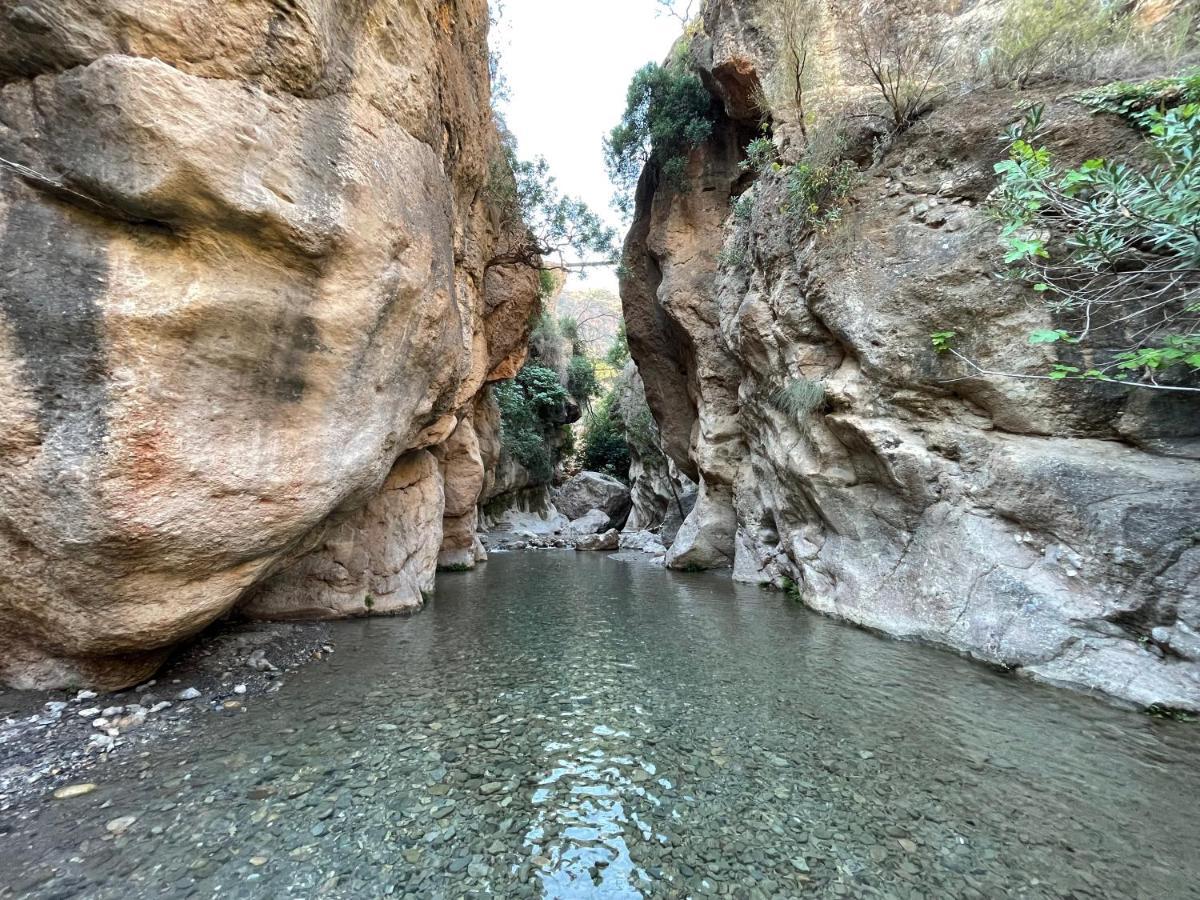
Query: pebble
105,816,137,836
177,688,202,701
53,783,97,800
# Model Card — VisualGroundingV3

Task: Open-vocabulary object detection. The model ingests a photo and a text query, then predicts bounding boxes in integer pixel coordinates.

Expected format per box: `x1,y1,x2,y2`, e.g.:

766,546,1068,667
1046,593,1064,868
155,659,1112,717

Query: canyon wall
621,0,1200,709
0,0,538,688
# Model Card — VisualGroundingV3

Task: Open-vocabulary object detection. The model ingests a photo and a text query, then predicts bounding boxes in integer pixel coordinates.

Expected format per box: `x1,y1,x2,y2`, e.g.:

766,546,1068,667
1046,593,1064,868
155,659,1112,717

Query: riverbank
0,621,332,813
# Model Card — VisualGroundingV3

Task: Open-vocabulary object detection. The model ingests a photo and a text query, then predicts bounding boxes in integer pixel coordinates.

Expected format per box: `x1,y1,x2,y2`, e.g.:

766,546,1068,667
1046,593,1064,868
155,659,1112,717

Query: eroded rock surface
553,472,632,527
0,0,538,688
621,0,1200,709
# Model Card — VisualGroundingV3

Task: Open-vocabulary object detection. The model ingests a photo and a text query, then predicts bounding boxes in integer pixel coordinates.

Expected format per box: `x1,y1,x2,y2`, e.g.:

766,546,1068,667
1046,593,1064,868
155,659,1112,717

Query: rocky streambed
2,553,1198,899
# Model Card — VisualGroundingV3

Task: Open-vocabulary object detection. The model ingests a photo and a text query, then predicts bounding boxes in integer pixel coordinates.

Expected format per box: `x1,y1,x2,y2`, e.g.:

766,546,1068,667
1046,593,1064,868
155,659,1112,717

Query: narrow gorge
1,1,1199,898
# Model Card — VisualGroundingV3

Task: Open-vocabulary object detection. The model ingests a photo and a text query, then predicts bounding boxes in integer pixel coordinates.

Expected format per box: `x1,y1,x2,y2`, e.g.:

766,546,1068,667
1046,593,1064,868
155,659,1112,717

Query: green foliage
487,137,617,268
784,156,858,232
741,136,779,174
495,365,569,481
537,268,558,299
606,321,631,368
605,61,715,213
364,594,375,610
580,390,632,480
733,193,755,222
985,0,1130,89
566,354,601,406
991,98,1200,391
930,331,957,353
771,378,826,422
717,243,748,269
1078,71,1200,122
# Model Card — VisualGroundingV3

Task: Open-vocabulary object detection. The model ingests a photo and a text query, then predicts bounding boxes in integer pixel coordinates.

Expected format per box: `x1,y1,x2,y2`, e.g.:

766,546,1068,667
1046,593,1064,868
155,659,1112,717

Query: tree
655,0,697,25
487,135,618,271
580,391,632,479
763,0,827,139
605,62,715,213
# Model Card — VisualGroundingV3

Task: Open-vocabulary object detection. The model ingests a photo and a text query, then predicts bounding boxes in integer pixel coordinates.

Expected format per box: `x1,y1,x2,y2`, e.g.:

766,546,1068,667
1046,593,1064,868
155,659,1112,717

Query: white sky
491,0,681,294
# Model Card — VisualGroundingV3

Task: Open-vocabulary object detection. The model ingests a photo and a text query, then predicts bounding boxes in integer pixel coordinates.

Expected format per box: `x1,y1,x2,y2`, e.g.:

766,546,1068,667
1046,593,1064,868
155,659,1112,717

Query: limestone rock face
620,0,1200,709
553,472,633,527
0,0,538,688
240,451,444,620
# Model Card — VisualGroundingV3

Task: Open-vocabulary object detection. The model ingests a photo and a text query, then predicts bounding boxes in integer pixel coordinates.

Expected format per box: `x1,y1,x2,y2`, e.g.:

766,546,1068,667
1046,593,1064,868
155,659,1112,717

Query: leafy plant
784,155,858,232
1078,70,1200,122
930,331,957,353
607,321,631,368
741,136,779,174
487,136,617,270
605,61,715,213
989,97,1200,392
566,354,601,407
537,268,558,300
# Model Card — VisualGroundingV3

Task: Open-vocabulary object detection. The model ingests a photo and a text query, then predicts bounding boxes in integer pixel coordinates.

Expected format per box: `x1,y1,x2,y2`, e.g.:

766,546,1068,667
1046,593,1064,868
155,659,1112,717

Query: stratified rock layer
0,0,537,688
621,0,1200,709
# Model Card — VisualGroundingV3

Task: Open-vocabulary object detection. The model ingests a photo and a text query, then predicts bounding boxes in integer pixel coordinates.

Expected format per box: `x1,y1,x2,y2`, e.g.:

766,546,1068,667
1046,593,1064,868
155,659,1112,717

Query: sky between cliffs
491,0,681,292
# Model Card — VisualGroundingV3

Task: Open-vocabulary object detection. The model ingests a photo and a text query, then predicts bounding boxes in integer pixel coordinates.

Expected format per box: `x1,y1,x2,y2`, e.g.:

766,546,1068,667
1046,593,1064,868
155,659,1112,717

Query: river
3,552,1198,899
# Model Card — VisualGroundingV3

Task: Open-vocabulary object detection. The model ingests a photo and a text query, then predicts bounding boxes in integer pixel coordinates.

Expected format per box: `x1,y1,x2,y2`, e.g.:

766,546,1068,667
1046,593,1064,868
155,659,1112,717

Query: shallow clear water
3,552,1199,899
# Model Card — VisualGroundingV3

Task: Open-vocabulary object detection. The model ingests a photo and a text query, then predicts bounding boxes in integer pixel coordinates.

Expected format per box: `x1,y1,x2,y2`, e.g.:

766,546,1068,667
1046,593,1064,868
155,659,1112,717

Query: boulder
661,489,699,549
553,472,632,525
567,509,612,536
619,531,668,556
576,530,620,552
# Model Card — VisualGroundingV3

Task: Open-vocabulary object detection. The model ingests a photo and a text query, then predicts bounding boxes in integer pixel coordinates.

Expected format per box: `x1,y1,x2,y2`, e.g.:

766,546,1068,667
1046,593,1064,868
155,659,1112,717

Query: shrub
1077,70,1200,120
780,124,859,233
486,135,616,270
495,364,570,481
985,0,1129,89
606,321,631,368
566,354,601,407
740,135,779,174
537,268,558,300
605,61,716,213
833,0,952,131
989,97,1200,392
761,0,828,134
580,390,632,479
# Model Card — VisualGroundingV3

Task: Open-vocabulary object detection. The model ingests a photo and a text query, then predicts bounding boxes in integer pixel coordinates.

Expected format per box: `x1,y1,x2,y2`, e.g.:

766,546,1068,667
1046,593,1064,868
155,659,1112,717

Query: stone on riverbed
576,530,620,552
567,509,611,535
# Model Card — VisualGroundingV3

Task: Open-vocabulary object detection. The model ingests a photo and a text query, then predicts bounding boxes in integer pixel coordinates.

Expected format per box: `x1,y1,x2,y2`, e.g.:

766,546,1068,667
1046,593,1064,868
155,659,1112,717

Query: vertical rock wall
0,0,539,688
621,0,1200,709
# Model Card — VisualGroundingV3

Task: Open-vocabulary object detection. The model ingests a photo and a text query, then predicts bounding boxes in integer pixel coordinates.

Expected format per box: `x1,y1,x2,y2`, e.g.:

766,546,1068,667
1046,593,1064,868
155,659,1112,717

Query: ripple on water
3,552,1200,899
